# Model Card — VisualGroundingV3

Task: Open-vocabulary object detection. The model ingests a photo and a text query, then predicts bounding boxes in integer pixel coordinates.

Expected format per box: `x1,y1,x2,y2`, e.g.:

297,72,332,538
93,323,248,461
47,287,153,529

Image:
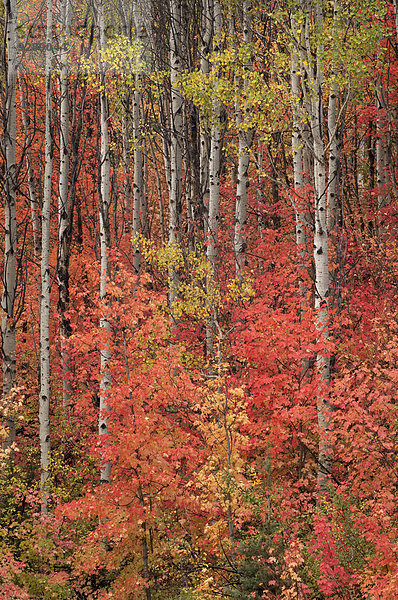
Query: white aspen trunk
2,0,18,453
297,0,333,495
58,0,73,409
206,0,222,357
169,0,183,310
310,0,332,495
375,89,388,213
200,0,212,230
40,0,53,514
357,134,365,191
234,1,253,282
327,82,339,232
119,0,132,232
291,45,305,246
326,0,340,233
96,0,112,488
290,13,307,301
132,0,144,274
122,108,132,228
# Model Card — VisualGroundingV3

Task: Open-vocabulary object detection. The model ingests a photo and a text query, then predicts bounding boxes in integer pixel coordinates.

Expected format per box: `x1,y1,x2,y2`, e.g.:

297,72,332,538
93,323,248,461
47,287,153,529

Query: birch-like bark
169,0,183,310
57,0,73,408
119,0,132,233
297,0,332,494
326,0,340,233
309,0,332,494
290,12,307,301
234,1,253,282
200,0,212,231
2,0,18,454
375,89,388,213
206,0,222,357
40,0,53,513
291,25,305,247
95,0,112,488
122,103,132,229
132,0,144,274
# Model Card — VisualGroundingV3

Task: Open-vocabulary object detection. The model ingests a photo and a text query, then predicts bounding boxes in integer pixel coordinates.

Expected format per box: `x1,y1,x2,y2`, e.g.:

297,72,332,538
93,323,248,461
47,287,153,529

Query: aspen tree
308,0,332,495
119,0,133,232
40,0,54,513
57,0,73,408
292,0,338,494
200,0,212,231
169,0,183,311
132,0,144,274
95,0,112,487
234,1,253,283
290,11,307,272
2,0,18,453
326,0,340,233
375,89,388,214
206,0,222,358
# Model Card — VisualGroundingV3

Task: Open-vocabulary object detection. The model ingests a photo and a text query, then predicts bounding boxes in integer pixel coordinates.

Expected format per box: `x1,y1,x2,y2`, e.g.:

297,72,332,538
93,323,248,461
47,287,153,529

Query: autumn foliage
1,0,398,599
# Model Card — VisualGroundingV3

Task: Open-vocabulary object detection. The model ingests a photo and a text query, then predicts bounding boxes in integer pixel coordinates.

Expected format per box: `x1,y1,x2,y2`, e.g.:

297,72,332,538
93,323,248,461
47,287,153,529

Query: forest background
1,0,398,598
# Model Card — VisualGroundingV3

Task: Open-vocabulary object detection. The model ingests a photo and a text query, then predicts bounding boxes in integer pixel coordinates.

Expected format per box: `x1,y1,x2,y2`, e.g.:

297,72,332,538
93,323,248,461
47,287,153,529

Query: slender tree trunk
40,0,53,514
290,11,308,302
206,0,222,358
234,1,253,282
291,18,306,252
295,0,333,495
2,0,18,455
309,0,332,495
119,0,133,233
95,0,112,488
169,0,183,311
132,0,144,274
57,0,73,409
200,0,212,234
375,89,388,214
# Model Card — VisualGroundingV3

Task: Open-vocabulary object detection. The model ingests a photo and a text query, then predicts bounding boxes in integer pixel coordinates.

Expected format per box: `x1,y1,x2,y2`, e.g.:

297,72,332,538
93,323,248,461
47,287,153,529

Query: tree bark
40,0,54,514
169,0,183,311
234,1,253,283
206,0,222,358
57,0,73,409
132,0,144,274
2,0,18,455
95,0,112,488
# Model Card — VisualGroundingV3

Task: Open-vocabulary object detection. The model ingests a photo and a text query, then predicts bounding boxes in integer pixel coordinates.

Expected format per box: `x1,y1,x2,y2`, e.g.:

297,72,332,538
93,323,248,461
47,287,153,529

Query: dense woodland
1,0,398,598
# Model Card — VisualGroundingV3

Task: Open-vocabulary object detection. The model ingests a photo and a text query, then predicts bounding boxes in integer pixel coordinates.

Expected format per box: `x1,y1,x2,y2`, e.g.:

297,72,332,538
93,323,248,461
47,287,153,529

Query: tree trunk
169,0,183,311
132,0,144,274
234,1,253,283
309,0,332,495
40,0,53,514
95,0,112,488
2,0,18,455
200,0,212,235
294,0,334,495
57,0,73,409
290,11,308,302
206,0,222,358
